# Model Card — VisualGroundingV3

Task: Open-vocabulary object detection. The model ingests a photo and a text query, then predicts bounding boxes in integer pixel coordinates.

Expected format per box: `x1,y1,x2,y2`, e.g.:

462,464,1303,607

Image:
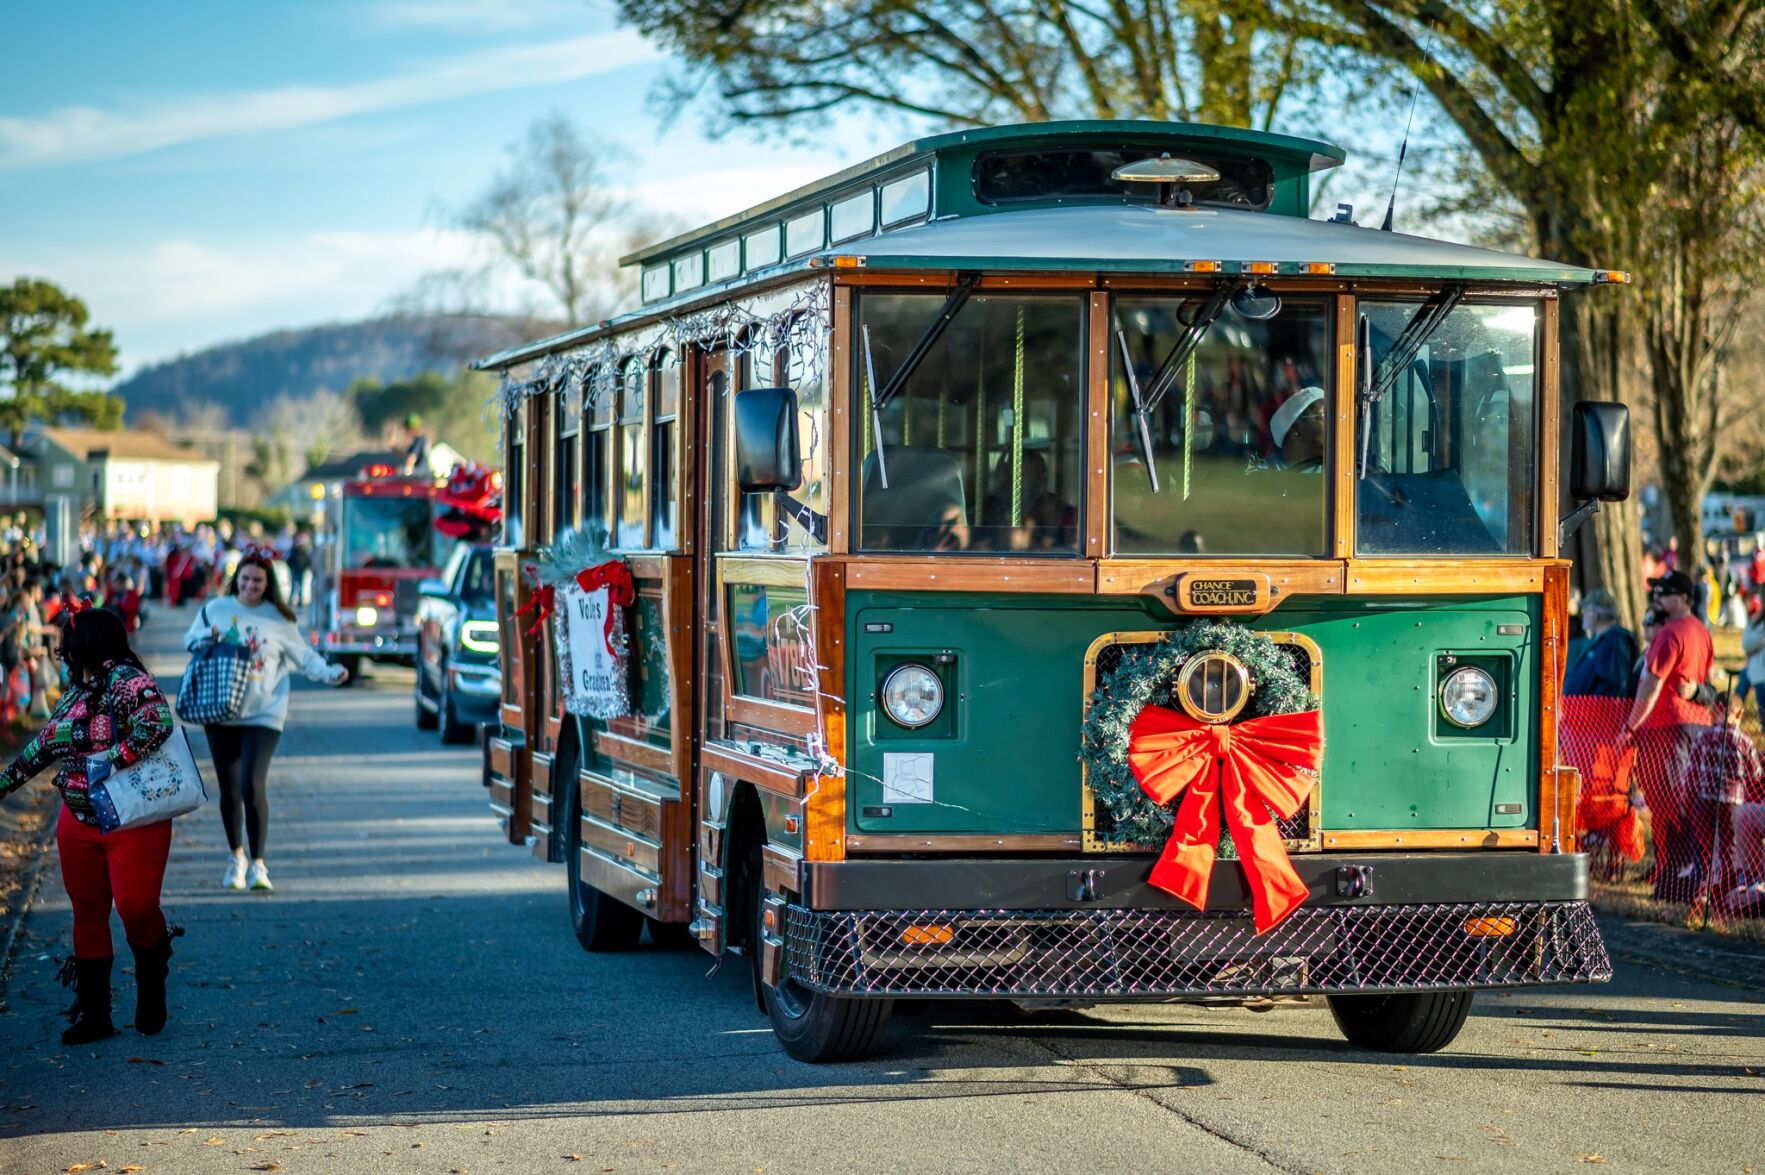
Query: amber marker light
830,255,866,269
1463,915,1517,938
1243,261,1278,275
1299,262,1336,275
900,924,955,946
1593,270,1631,284
1184,260,1223,273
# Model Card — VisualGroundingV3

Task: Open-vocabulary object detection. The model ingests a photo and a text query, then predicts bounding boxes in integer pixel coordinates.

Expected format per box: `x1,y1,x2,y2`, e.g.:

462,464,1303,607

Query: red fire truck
311,465,445,679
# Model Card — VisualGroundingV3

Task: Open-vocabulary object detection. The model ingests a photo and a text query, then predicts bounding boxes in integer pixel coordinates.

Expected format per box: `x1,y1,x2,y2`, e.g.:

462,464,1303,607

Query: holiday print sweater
182,598,342,731
0,663,174,828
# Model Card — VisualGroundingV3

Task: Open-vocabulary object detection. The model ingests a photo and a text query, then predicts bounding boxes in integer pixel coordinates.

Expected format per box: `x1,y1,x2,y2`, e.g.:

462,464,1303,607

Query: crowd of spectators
0,516,316,737
1564,558,1765,923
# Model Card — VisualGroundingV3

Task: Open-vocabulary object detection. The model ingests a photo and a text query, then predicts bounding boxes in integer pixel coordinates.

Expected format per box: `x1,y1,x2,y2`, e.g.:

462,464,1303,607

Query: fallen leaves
1577,1155,1611,1165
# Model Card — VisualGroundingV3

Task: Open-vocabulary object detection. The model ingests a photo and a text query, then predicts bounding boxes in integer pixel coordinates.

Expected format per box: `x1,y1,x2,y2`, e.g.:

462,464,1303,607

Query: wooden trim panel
727,695,819,736
1085,291,1110,559
847,833,1085,853
805,559,847,861
701,742,807,795
1321,829,1539,850
581,776,665,841
1332,293,1357,558
1344,561,1544,594
1539,296,1562,558
762,844,801,896
845,557,1095,593
1097,559,1344,609
829,285,853,553
582,816,662,876
594,730,673,776
718,555,812,587
1541,562,1572,852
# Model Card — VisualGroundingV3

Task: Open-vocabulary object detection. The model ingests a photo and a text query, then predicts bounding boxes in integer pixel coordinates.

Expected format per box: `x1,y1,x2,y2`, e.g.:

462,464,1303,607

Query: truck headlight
354,606,379,627
461,620,499,654
881,664,944,729
1440,666,1498,728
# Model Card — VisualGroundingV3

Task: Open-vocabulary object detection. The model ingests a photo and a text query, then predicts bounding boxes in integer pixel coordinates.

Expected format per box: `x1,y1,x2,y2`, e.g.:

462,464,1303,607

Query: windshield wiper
1358,283,1466,477
1115,324,1160,494
1112,280,1236,494
1139,279,1235,419
860,271,980,490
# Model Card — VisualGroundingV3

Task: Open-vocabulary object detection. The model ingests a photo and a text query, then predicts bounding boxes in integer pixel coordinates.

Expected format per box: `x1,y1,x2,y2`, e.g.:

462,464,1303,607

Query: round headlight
1440,666,1498,728
354,605,379,627
881,664,944,729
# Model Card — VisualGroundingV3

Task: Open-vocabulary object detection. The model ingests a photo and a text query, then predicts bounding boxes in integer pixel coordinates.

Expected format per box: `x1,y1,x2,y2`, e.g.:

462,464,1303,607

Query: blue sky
1,1,1413,376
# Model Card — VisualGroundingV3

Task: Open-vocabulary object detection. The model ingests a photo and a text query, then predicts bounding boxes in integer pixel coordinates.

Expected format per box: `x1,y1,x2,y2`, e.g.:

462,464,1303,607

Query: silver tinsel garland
492,281,832,420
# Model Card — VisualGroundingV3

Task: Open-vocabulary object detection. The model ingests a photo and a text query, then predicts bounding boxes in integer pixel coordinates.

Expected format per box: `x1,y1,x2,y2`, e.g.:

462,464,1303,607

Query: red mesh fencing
1560,694,1765,936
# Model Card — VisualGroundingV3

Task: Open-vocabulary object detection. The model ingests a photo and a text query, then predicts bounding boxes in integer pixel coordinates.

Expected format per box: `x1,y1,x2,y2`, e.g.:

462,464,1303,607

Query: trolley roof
477,120,1607,371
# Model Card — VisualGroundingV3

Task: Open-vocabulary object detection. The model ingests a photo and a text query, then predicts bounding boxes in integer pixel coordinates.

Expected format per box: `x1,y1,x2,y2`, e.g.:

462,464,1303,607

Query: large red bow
512,584,555,637
1127,705,1324,933
573,561,635,654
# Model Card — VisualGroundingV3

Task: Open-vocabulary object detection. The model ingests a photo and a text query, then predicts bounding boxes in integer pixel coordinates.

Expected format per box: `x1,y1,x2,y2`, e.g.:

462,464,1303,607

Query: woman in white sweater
183,554,347,891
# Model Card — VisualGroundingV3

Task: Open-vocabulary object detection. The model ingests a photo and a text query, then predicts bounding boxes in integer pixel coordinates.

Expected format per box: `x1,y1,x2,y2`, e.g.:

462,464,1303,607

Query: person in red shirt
1618,569,1715,899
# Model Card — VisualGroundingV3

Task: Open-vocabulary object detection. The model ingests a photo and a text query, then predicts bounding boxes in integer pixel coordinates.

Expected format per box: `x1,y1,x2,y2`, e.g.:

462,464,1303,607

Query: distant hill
113,314,549,426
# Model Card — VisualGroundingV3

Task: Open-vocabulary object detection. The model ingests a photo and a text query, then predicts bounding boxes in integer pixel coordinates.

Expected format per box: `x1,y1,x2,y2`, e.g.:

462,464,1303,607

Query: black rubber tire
438,669,474,745
566,803,642,952
414,650,439,731
1327,991,1474,1053
646,916,695,950
747,840,892,1062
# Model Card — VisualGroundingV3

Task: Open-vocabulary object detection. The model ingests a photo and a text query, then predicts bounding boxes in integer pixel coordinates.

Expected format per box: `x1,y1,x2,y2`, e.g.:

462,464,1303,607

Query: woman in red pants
0,606,175,1044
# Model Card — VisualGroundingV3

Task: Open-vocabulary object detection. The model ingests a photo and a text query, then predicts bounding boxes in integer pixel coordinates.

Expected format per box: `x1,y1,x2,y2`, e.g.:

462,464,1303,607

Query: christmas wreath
1080,620,1323,933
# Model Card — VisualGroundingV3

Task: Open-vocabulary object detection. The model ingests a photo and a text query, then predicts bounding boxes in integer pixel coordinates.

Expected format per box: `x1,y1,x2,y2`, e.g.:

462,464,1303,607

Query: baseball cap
1648,569,1696,597
1270,386,1326,448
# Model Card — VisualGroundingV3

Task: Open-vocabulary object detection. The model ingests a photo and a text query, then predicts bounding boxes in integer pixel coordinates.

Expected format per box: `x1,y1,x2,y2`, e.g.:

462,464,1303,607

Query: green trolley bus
478,120,1627,1062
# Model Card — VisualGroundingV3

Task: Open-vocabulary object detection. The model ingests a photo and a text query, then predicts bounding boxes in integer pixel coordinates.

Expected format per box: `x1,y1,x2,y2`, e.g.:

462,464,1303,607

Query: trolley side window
1356,301,1538,556
584,367,612,536
503,403,525,548
652,350,680,550
615,356,647,549
1110,295,1333,557
854,292,1086,554
554,379,580,535
736,320,830,553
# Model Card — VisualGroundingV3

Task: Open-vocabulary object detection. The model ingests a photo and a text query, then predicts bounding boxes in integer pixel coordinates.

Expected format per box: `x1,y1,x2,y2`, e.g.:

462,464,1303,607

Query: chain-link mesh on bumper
784,902,1610,998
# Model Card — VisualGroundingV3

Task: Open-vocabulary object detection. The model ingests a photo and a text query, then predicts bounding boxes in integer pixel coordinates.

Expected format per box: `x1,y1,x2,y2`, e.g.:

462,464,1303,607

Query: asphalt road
0,608,1761,1174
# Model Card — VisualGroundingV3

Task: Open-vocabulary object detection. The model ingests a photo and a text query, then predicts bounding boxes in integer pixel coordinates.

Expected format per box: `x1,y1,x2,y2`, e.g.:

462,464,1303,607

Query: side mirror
1569,401,1631,501
418,578,449,599
732,386,802,493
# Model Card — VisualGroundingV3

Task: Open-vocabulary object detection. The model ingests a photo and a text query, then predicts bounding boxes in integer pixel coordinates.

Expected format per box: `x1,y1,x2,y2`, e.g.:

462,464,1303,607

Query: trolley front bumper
784,853,1611,999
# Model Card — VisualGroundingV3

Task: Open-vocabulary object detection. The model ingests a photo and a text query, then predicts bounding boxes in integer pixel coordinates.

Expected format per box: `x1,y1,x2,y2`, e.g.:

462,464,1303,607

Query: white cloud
366,0,591,31
0,31,661,171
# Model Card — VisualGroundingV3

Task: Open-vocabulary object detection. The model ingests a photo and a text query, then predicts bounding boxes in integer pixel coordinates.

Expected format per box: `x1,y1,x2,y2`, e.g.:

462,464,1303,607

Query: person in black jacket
1565,589,1638,697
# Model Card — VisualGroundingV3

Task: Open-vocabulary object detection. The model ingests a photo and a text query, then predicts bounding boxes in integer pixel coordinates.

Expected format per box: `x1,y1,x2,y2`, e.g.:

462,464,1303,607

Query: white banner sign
559,582,630,719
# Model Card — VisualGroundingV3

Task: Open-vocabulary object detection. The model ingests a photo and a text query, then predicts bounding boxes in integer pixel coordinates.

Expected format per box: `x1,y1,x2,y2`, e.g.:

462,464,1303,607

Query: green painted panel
847,593,1538,837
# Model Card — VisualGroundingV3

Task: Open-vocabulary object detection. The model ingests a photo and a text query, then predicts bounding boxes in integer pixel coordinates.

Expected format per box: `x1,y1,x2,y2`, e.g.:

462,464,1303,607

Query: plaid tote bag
175,607,253,724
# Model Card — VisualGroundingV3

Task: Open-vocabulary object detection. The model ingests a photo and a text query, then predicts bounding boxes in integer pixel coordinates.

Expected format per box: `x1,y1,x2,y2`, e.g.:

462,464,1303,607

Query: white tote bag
87,726,209,834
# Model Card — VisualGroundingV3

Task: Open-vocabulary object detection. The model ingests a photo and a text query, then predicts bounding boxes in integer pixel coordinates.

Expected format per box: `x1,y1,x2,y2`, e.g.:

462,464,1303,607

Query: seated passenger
1269,386,1327,472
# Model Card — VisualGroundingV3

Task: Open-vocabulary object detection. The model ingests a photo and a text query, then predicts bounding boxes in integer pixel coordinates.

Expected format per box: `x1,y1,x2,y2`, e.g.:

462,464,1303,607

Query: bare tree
454,114,639,329
255,388,367,478
617,2,1345,133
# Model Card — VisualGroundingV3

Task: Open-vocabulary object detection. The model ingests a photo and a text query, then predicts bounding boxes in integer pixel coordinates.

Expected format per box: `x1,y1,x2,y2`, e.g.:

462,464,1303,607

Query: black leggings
205,725,283,859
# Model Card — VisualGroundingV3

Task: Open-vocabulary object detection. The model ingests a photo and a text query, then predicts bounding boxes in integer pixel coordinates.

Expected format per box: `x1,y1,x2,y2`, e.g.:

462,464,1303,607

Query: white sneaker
221,855,247,890
246,861,273,892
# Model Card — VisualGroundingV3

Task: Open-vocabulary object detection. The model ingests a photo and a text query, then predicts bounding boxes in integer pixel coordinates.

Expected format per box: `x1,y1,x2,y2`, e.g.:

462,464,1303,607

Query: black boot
58,956,117,1045
130,924,183,1036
